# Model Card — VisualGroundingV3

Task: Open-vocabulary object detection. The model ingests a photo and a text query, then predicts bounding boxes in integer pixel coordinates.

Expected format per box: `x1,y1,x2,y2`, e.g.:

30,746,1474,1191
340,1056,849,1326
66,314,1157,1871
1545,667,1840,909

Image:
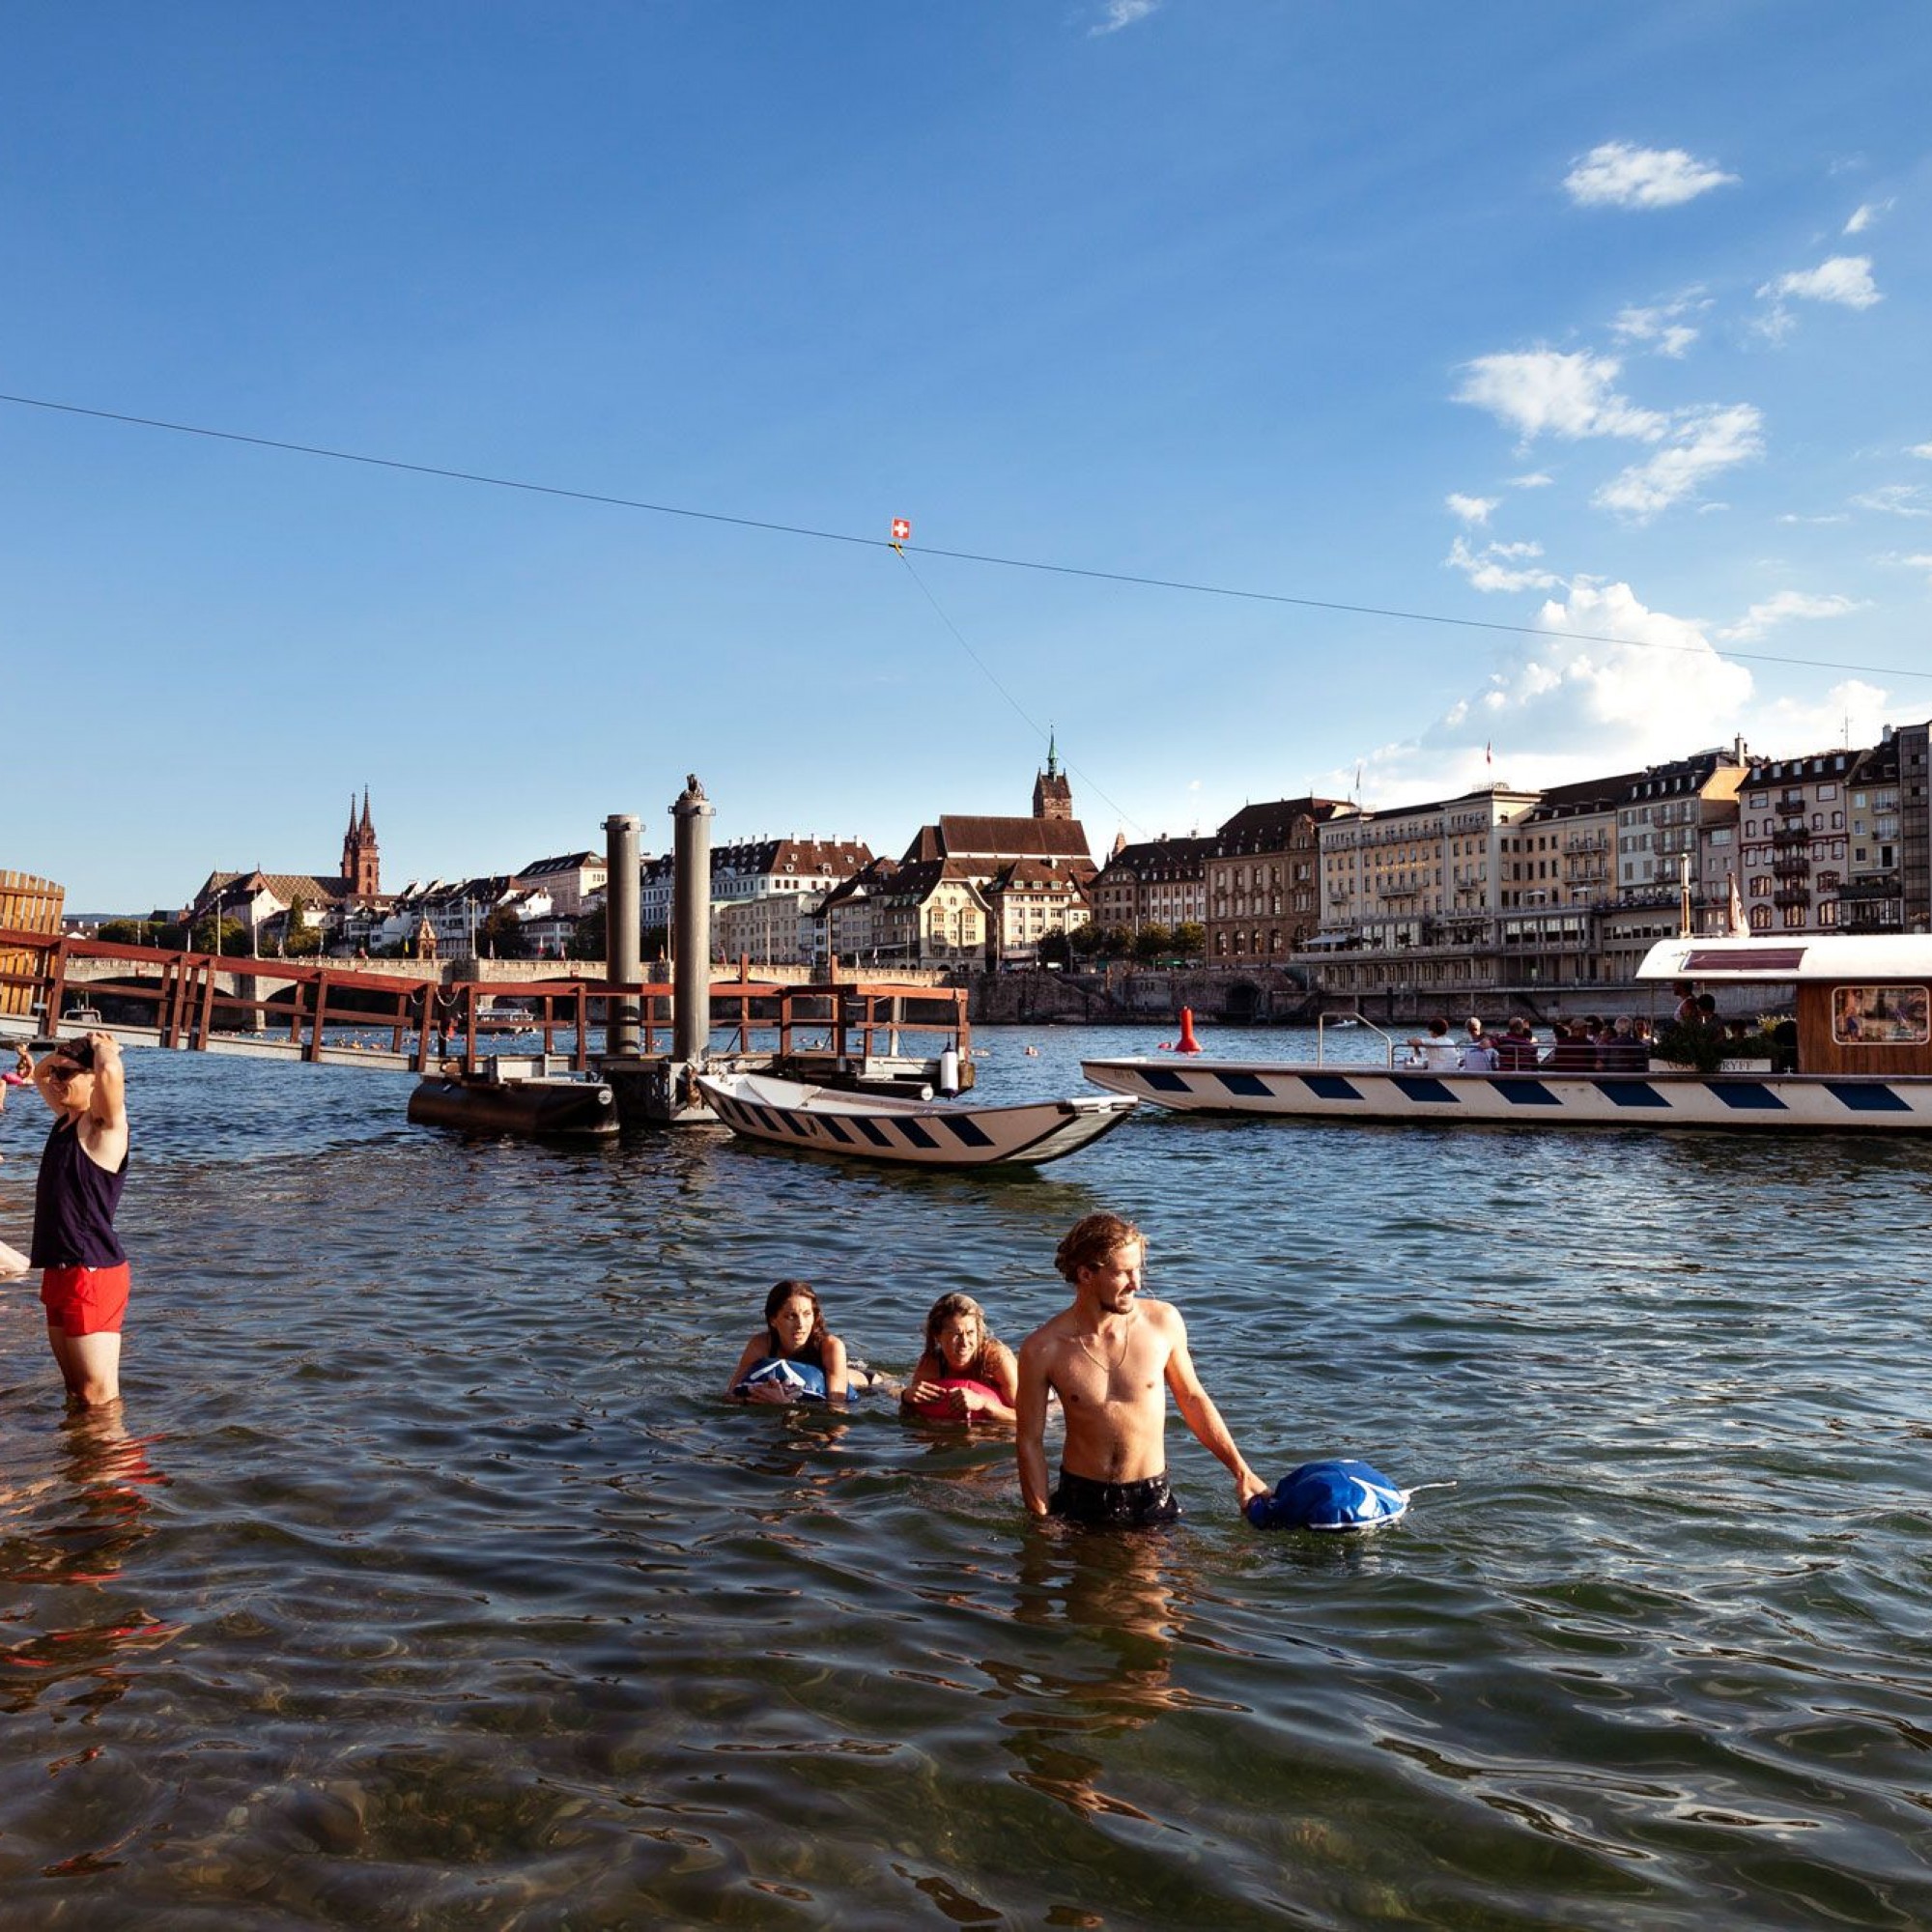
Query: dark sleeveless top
30,1118,128,1268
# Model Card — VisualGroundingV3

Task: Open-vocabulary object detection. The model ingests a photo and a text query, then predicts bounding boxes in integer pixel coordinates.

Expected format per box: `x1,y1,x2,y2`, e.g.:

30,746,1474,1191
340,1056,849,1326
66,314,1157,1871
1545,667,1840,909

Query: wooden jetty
0,925,972,1105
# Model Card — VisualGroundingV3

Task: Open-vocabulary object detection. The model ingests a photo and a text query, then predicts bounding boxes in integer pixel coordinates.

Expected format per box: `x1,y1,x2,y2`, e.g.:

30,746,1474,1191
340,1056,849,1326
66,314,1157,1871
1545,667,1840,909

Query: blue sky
5,2,1928,910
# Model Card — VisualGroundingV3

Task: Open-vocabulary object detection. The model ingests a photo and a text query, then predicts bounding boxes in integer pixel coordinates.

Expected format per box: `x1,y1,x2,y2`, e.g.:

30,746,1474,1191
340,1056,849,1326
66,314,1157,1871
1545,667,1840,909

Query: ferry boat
696,1069,1137,1167
1082,935,1932,1132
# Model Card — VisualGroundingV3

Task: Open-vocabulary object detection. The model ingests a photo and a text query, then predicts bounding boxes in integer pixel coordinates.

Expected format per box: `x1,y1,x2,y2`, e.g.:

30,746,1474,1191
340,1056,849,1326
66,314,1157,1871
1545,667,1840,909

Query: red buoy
1175,1007,1203,1054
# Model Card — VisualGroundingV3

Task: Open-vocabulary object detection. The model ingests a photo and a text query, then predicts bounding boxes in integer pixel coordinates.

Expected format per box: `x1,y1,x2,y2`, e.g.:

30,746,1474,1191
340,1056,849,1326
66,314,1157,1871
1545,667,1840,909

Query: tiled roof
902,816,1094,865
1213,798,1352,847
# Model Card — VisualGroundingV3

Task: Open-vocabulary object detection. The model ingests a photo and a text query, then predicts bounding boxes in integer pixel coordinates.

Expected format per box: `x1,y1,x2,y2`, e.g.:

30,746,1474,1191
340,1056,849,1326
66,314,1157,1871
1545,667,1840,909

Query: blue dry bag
735,1357,830,1402
1247,1459,1407,1532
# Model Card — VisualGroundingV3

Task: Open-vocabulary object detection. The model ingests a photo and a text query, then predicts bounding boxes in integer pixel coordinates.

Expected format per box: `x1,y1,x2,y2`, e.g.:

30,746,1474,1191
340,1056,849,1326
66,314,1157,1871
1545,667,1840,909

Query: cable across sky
4,389,1925,688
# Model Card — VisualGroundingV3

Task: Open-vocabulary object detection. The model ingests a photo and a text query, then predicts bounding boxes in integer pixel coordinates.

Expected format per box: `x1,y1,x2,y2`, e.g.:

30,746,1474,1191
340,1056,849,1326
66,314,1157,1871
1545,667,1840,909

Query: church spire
1033,734,1073,822
342,786,382,902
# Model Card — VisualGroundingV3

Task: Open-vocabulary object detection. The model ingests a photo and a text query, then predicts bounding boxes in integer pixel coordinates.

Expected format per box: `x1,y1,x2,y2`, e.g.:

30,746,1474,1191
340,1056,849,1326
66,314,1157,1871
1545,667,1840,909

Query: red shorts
40,1263,131,1337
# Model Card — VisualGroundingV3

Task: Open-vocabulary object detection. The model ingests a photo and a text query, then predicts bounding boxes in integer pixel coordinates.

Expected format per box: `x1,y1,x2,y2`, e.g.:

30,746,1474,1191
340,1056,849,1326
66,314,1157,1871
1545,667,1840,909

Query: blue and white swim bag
1247,1459,1409,1532
734,1357,830,1402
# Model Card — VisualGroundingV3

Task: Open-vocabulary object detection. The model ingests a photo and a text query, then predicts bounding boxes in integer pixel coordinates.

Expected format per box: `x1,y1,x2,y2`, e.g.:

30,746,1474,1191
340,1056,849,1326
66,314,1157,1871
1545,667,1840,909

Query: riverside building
1206,799,1352,963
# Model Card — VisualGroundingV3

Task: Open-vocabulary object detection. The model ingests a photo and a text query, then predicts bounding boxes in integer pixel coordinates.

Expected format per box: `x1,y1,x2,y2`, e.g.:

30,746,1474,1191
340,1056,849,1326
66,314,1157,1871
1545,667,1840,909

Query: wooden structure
0,872,63,1019
0,929,972,1086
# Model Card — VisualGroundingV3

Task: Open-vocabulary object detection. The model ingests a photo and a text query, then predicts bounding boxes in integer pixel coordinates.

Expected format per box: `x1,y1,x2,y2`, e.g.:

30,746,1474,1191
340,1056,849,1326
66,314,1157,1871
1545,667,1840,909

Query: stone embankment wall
963,968,1686,1028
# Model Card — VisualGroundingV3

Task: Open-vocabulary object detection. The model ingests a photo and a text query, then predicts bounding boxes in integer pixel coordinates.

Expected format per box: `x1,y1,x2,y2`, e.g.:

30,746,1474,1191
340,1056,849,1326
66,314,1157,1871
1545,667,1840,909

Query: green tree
1069,922,1107,959
1134,922,1173,963
1037,927,1073,969
567,904,607,960
97,919,148,945
283,894,322,957
474,905,531,960
192,915,247,953
1101,924,1134,958
1174,922,1206,959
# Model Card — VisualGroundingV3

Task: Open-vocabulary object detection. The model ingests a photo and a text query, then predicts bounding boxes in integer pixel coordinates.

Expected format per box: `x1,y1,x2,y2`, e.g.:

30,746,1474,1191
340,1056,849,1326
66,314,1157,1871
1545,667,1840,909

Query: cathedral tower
342,788,381,900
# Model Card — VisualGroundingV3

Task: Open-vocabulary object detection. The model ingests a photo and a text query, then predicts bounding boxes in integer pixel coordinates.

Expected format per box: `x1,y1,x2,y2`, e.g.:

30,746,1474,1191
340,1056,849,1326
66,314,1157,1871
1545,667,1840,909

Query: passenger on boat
1542,1021,1598,1073
902,1292,1018,1425
1016,1211,1267,1525
1457,1017,1498,1072
1600,1015,1648,1072
726,1279,867,1405
1493,1017,1540,1072
1673,980,1699,1028
1405,1018,1461,1070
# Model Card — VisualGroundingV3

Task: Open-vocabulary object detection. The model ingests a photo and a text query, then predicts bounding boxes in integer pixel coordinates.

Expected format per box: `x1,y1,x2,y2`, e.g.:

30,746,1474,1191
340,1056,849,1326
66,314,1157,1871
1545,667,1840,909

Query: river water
3,1024,1931,1929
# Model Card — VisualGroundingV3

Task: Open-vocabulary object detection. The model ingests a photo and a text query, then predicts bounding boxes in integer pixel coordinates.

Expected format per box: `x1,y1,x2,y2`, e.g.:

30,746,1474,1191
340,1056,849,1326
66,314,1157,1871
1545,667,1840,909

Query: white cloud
1445,493,1498,526
1844,199,1892,235
1564,141,1736,210
1910,443,1932,461
1854,484,1932,519
1777,511,1851,526
1511,471,1554,489
1445,536,1564,594
1455,350,1666,442
1752,679,1894,753
1091,0,1158,32
1715,590,1861,642
1332,584,1905,806
1758,254,1882,310
1878,551,1932,585
1611,296,1708,358
1594,403,1764,522
1336,581,1753,802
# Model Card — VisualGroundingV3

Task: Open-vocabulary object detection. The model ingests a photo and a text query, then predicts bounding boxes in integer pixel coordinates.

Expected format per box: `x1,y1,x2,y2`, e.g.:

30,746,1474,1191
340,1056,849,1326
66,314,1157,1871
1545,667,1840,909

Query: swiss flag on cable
890,517,911,545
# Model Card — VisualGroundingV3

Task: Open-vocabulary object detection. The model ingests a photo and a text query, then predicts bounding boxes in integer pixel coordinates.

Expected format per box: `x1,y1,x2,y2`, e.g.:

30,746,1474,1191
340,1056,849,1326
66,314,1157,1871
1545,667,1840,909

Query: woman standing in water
29,1033,131,1408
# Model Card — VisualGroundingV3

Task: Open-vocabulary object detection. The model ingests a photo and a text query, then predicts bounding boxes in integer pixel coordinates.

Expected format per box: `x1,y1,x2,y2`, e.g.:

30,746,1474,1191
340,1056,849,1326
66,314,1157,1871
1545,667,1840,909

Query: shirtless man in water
1016,1211,1266,1527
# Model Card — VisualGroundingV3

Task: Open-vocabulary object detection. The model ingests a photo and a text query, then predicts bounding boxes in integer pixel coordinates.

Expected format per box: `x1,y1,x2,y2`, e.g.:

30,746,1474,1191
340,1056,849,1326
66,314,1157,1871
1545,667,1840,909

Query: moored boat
1083,935,1932,1132
696,1069,1137,1167
409,1066,618,1138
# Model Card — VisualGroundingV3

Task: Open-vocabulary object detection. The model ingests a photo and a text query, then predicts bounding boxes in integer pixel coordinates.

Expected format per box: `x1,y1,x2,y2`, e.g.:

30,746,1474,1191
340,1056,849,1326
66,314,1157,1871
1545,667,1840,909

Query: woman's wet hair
924,1292,996,1359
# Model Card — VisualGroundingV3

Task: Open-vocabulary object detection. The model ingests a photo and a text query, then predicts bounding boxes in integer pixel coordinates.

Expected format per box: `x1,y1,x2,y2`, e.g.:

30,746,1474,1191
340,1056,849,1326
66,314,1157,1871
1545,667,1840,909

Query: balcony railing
1772,825,1810,848
1774,887,1811,908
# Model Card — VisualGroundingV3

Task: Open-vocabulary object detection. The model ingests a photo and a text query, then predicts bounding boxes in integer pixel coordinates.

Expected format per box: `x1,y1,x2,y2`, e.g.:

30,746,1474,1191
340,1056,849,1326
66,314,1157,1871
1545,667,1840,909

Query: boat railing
1318,1009,1397,1067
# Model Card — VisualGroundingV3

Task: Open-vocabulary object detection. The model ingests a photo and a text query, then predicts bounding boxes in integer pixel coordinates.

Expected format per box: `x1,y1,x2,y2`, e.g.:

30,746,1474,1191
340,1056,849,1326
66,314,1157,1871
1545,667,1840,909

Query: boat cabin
1636,935,1932,1079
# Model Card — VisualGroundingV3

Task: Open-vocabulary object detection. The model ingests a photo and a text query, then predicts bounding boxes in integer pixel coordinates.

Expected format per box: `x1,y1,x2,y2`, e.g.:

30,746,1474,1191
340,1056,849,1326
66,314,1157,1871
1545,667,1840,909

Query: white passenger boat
1083,936,1932,1133
696,1070,1138,1167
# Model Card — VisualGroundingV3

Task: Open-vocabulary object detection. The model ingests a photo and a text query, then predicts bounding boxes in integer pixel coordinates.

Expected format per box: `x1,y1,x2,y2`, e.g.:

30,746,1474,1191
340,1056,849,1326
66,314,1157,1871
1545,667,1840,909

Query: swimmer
902,1292,1018,1425
725,1279,864,1405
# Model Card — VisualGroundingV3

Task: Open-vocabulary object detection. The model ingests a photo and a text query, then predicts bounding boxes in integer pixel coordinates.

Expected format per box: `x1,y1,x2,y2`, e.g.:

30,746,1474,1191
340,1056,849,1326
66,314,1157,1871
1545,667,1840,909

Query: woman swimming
901,1292,1018,1425
726,1279,861,1405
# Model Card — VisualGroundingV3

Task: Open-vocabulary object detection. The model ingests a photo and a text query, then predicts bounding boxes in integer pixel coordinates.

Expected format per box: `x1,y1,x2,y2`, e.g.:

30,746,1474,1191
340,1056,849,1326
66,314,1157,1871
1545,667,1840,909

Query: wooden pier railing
0,928,970,1079
0,874,63,1020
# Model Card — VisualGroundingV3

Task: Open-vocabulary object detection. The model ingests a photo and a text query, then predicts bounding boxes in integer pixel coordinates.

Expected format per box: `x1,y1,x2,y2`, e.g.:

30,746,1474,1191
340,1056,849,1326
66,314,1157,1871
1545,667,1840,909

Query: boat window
1833,985,1929,1047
